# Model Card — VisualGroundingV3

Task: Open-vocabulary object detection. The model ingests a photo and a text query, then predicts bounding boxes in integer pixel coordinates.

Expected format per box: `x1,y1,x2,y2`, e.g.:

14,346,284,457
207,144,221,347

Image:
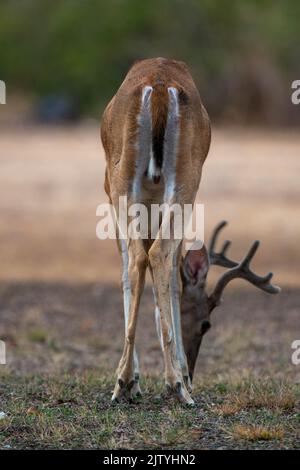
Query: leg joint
126,332,135,345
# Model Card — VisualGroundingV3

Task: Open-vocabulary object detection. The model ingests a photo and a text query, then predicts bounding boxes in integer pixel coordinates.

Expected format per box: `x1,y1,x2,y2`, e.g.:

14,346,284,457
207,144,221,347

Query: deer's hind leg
112,237,148,402
149,226,194,406
119,238,143,398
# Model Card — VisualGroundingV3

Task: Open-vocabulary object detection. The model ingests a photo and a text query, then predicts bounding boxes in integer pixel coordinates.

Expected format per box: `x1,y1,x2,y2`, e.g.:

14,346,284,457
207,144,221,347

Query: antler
208,220,238,268
208,238,281,312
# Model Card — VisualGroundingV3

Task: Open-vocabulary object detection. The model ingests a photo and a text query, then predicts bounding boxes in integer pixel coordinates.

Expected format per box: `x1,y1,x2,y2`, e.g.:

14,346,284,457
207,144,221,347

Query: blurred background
0,0,299,379
1,0,300,125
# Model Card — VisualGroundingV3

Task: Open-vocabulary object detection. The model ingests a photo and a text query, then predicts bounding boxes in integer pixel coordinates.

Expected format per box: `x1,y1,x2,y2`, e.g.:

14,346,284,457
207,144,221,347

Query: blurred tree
0,0,299,123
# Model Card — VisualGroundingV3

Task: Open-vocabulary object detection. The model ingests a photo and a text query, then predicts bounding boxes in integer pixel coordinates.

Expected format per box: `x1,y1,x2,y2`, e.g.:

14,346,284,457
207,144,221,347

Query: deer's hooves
131,382,142,398
176,381,195,406
183,375,193,393
166,380,195,406
111,376,142,403
131,373,142,398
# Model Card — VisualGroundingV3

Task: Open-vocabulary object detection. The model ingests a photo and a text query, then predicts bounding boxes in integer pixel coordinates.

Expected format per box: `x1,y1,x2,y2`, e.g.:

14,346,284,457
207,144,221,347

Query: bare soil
0,281,299,380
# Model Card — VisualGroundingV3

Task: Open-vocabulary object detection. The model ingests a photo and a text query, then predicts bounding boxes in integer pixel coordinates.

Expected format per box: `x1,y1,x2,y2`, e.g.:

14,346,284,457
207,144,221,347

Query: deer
180,220,280,382
100,57,279,406
101,57,211,405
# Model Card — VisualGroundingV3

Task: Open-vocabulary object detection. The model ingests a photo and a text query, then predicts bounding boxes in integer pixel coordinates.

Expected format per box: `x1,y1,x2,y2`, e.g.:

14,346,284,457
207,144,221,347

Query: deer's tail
136,84,180,187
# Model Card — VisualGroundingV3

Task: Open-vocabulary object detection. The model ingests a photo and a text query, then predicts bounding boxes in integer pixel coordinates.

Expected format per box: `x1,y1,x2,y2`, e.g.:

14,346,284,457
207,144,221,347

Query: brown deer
180,220,280,382
100,58,279,405
101,57,211,405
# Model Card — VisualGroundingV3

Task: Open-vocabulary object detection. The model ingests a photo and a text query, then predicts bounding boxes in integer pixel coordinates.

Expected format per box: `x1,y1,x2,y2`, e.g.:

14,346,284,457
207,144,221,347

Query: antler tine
209,239,281,312
208,220,227,254
239,240,281,293
221,239,231,255
240,240,260,268
208,220,238,268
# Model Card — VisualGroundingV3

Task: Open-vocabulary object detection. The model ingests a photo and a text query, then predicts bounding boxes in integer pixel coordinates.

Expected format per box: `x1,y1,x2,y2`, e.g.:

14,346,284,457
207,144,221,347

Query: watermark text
291,339,300,365
0,340,6,365
96,197,205,250
291,80,300,105
0,80,6,104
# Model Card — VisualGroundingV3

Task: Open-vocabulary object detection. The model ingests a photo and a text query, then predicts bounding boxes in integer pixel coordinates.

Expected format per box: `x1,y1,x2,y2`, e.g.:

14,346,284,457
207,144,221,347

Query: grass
0,373,299,450
27,329,48,343
230,424,284,441
213,380,297,415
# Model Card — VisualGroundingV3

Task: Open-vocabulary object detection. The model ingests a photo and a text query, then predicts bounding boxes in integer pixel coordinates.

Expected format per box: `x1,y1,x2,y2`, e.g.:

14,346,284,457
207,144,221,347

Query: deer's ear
182,245,210,286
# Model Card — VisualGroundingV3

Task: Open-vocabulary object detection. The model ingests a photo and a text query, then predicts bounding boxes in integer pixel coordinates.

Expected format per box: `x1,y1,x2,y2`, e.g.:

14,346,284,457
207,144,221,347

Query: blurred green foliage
0,0,299,121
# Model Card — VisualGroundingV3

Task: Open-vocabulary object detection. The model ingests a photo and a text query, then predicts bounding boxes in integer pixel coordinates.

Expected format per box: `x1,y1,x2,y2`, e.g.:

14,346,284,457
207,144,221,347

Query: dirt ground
0,125,299,449
0,282,299,380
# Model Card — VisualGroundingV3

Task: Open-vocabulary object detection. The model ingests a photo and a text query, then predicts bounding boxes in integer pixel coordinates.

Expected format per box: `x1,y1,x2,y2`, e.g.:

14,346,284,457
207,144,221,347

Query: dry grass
231,391,296,412
231,424,284,441
214,403,241,416
214,382,297,415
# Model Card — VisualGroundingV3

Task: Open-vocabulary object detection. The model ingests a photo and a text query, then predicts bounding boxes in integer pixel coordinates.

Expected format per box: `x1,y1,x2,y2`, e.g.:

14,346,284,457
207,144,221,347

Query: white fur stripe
163,87,180,202
120,239,139,373
133,85,153,199
147,150,161,181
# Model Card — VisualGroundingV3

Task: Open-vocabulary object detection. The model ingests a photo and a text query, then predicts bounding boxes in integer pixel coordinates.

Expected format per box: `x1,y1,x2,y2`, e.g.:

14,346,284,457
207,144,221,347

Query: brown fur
101,58,211,200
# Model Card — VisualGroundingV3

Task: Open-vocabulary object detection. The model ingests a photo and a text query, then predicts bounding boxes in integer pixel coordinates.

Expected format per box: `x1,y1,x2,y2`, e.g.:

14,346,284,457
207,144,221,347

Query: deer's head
180,221,280,381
